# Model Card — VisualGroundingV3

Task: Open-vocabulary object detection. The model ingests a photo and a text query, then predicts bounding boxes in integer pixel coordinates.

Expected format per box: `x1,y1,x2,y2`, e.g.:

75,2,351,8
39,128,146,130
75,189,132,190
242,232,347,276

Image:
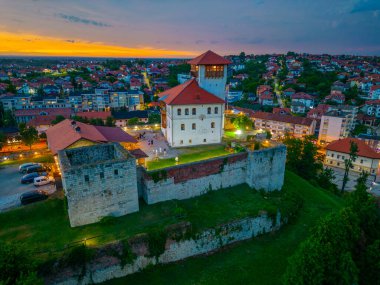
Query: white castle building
159,50,231,147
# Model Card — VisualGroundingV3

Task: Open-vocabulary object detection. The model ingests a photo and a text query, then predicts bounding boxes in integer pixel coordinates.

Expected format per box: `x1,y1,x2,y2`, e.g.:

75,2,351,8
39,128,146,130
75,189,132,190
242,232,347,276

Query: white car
368,182,380,197
33,176,55,187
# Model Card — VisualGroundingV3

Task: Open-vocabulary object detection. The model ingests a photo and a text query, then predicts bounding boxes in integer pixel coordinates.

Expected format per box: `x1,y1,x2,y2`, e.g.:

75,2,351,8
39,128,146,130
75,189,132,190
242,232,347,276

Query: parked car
34,176,55,187
21,172,48,184
25,165,46,174
20,190,48,205
19,162,40,173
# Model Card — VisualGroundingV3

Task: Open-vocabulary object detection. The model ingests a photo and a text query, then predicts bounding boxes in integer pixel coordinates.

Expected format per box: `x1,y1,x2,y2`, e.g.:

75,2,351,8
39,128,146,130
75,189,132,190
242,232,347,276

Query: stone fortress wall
58,143,286,227
58,143,139,227
139,145,287,205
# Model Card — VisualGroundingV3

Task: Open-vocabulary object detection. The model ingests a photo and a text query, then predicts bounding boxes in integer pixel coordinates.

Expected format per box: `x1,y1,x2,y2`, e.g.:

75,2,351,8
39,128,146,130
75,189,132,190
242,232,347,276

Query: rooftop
158,78,225,105
188,50,231,65
326,138,380,159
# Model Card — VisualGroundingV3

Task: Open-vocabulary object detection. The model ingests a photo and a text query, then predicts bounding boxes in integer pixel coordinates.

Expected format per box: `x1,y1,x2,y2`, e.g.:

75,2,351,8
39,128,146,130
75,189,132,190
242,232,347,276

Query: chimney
71,120,77,127
75,126,81,133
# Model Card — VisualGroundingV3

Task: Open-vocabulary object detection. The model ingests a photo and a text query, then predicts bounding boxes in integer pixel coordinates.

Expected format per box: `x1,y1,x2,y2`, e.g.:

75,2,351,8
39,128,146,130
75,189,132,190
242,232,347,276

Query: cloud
195,40,205,44
56,13,112,27
351,0,380,13
66,39,76,43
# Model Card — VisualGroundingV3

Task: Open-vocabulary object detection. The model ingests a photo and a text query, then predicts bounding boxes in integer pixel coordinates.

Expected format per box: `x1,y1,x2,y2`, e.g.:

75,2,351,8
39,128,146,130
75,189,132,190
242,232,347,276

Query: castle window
192,108,196,115
84,175,89,182
177,108,181,116
189,139,192,143
203,139,207,142
114,169,118,176
205,65,224,78
181,124,185,130
185,108,189,115
100,172,104,179
192,123,196,130
207,107,211,114
180,140,183,144
211,122,215,128
214,107,218,114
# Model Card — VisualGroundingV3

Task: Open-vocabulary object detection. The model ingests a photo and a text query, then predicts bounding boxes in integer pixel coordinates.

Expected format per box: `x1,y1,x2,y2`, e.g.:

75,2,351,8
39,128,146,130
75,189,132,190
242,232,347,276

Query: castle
57,51,287,227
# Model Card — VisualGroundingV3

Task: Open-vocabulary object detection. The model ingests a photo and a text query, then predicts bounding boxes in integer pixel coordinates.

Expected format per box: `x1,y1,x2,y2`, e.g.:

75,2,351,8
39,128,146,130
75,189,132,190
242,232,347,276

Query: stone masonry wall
140,145,286,204
58,143,139,227
246,145,287,191
49,212,282,285
140,152,248,204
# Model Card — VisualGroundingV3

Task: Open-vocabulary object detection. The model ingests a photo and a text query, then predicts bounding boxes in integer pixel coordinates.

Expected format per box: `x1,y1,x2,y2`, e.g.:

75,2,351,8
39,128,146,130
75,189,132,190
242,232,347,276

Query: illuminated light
34,152,38,155
235,130,242,135
19,154,23,158
154,124,159,127
3,157,8,160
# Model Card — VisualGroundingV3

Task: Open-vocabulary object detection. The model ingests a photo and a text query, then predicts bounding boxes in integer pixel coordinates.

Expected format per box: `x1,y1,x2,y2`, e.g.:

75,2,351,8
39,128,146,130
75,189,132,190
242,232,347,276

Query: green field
0,181,280,263
146,145,231,170
103,171,344,285
0,153,54,167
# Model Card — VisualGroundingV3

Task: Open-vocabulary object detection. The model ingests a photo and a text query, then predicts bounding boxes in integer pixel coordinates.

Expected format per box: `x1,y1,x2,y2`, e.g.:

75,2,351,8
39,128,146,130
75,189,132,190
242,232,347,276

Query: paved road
327,166,376,191
274,78,284,108
0,165,55,212
142,71,151,89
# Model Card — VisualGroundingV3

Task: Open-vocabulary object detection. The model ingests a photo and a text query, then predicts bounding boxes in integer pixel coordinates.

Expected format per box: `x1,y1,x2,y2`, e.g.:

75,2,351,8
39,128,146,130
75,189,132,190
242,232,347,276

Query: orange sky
0,31,198,58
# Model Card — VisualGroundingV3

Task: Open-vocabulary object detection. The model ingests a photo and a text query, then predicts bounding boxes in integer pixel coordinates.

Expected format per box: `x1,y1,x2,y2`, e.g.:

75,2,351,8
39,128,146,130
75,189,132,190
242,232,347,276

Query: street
0,165,56,212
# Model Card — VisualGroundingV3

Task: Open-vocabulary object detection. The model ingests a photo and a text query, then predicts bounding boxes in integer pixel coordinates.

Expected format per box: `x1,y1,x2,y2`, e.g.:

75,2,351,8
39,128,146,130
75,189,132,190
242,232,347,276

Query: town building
46,119,138,155
318,108,357,144
325,138,380,175
159,51,229,147
252,112,316,138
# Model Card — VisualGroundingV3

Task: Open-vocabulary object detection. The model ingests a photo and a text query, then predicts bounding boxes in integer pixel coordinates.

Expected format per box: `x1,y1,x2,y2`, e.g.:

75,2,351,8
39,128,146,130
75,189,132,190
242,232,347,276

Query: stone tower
188,50,231,100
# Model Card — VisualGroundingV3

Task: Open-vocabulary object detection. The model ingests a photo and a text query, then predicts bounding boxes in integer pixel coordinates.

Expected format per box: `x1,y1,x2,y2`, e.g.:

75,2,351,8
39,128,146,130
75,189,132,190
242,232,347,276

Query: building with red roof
252,111,316,138
158,50,229,147
46,119,138,155
325,138,380,174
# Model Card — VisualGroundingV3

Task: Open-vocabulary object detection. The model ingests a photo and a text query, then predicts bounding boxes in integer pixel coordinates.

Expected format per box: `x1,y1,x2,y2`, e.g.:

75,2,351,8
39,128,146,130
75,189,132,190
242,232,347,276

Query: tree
148,113,161,124
20,126,39,150
231,115,253,131
317,168,337,192
128,117,139,125
239,51,246,62
341,141,358,192
0,132,5,151
0,242,43,285
51,115,65,125
105,116,115,127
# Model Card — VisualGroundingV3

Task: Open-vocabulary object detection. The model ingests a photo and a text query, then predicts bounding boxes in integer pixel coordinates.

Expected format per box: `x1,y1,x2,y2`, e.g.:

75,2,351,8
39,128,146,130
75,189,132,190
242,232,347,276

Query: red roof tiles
252,111,315,126
327,138,380,159
46,119,137,155
188,50,231,65
158,78,225,105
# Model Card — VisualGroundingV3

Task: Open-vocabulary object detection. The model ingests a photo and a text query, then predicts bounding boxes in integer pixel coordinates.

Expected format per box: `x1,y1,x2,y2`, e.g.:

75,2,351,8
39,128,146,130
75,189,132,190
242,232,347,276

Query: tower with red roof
188,50,231,100
157,50,230,147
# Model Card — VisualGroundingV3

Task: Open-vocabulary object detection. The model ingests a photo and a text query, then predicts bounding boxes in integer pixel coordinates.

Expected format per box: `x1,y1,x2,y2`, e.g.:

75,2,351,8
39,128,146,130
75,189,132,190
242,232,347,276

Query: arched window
192,123,196,130
214,107,218,114
211,122,215,128
185,108,189,115
207,107,211,114
192,108,196,115
181,124,185,130
177,108,181,116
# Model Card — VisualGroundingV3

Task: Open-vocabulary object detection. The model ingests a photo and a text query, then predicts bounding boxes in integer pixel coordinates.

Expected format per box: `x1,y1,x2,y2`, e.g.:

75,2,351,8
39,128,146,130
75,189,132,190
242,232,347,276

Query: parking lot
0,164,56,212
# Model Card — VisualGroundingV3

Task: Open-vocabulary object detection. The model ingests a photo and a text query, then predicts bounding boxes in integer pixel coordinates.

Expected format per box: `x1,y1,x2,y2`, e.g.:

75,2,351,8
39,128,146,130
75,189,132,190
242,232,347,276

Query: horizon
0,0,379,57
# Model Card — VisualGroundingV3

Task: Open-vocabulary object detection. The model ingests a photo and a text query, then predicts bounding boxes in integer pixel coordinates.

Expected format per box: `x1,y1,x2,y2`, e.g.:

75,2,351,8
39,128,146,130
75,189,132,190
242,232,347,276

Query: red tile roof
46,119,137,155
188,50,231,65
252,111,315,126
158,78,225,105
76,111,111,120
326,138,380,159
15,108,71,117
27,115,56,127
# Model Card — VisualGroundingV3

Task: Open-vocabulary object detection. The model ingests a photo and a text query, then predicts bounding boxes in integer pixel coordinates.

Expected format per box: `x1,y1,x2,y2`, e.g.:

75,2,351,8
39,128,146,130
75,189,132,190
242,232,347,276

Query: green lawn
0,154,54,167
0,182,278,263
103,171,344,285
146,145,231,170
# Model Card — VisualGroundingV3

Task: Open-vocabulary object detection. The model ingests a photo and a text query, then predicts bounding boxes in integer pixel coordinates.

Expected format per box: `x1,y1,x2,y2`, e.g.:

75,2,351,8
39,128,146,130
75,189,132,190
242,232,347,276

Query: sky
0,0,379,57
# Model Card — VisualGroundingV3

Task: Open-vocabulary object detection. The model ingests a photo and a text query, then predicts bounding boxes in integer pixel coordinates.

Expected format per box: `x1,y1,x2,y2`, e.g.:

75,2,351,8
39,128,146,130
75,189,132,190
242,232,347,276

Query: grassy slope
0,183,276,263
0,154,54,167
146,145,230,170
104,171,344,285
